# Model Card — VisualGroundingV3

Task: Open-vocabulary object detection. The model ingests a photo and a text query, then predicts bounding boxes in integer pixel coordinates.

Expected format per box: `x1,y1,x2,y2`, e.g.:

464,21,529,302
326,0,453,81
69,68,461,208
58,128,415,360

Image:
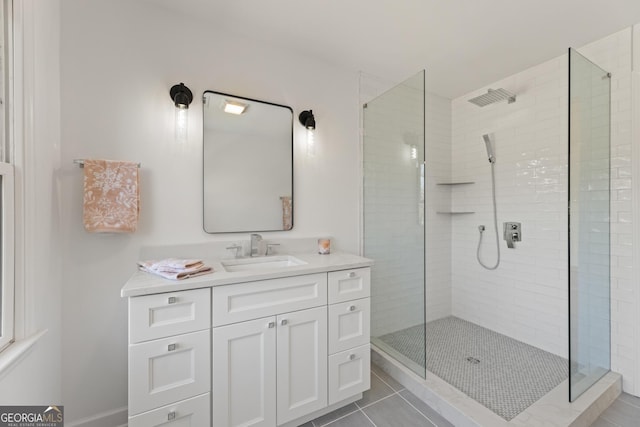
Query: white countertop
121,252,373,298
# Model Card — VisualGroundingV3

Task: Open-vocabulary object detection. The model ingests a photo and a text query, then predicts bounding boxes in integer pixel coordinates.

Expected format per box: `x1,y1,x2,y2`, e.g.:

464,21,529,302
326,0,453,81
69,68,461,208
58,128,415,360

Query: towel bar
74,159,141,168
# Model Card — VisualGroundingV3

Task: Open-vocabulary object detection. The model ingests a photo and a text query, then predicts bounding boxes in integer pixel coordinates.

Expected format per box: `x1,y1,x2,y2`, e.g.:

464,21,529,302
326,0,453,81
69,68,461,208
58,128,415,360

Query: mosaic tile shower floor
377,316,567,420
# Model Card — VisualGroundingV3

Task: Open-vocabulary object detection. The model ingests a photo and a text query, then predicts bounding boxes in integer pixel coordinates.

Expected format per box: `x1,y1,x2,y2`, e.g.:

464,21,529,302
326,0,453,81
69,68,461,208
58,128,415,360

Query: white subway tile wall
425,92,453,322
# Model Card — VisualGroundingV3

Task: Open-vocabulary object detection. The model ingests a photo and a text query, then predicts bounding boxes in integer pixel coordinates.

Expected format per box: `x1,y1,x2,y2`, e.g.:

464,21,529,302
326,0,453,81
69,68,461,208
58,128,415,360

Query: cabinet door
276,306,328,425
212,317,276,427
328,298,370,354
328,344,371,406
128,393,210,427
129,330,210,416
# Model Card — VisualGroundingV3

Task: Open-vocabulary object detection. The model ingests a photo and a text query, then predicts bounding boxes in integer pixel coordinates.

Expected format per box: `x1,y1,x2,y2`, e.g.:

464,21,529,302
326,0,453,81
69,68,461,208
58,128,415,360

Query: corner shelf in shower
436,211,475,214
435,181,475,214
436,181,475,185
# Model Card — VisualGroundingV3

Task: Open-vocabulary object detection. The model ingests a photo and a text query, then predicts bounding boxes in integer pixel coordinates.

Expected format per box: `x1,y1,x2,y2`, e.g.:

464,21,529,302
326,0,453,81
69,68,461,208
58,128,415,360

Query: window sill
0,329,48,378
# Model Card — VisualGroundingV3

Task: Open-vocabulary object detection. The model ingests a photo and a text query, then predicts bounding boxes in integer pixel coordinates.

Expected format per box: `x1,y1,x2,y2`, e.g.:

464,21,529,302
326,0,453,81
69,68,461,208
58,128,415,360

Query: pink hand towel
83,159,139,233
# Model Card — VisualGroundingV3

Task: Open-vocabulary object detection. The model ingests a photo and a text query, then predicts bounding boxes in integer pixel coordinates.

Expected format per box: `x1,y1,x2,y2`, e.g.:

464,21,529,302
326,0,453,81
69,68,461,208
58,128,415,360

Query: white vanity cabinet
124,255,372,427
212,274,328,426
127,288,211,426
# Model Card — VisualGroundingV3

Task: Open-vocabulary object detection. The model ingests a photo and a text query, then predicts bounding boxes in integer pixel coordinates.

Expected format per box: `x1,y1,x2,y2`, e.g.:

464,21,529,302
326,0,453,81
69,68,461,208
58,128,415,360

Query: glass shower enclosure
363,48,612,405
363,70,426,378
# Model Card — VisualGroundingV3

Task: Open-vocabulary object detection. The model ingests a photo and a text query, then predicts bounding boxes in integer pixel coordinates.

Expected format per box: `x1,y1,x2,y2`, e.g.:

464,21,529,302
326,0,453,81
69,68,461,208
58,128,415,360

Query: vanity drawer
129,288,210,344
328,344,371,406
328,268,370,304
328,297,370,354
128,393,210,427
128,329,210,416
212,273,327,326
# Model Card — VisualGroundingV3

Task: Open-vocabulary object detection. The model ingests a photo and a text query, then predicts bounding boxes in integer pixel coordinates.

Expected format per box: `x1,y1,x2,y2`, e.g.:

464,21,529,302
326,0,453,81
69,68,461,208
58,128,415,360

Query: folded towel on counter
83,159,140,233
138,258,214,280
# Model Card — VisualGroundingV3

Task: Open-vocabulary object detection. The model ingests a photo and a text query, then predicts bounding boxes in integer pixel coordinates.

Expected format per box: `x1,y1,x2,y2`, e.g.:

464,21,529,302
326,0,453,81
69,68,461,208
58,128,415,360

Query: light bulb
175,107,188,143
307,128,315,157
410,145,417,160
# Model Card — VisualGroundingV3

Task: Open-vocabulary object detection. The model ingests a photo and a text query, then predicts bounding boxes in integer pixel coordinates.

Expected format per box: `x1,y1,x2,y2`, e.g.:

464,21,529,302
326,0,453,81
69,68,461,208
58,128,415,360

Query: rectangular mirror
203,91,293,233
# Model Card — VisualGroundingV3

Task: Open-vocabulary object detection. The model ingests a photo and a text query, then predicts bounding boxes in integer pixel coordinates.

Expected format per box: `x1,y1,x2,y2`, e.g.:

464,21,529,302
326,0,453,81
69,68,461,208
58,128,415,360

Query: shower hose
476,162,500,270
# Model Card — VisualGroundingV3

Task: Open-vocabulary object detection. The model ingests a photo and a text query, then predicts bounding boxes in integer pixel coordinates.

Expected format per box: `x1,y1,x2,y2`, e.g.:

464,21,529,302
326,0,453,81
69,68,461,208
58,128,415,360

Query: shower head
483,134,495,164
468,88,516,107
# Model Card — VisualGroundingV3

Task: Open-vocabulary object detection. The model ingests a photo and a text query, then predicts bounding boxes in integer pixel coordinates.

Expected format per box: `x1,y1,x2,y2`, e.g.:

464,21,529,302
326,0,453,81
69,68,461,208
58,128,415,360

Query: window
0,163,13,352
0,0,13,353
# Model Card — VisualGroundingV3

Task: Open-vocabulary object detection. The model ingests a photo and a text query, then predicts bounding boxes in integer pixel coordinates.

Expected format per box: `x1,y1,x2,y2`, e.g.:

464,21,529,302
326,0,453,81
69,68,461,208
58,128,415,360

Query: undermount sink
221,255,308,272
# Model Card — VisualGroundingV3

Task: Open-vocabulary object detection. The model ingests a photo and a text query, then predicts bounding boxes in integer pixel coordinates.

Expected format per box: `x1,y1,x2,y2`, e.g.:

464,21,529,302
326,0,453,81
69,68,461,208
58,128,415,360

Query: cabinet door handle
167,296,177,304
167,411,176,421
349,354,356,361
167,343,177,352
267,322,275,329
348,272,357,278
280,319,288,326
348,305,356,312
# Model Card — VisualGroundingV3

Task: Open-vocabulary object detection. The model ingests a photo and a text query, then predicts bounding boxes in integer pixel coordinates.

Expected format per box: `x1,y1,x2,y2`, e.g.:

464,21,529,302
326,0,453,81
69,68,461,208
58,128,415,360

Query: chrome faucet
250,234,262,257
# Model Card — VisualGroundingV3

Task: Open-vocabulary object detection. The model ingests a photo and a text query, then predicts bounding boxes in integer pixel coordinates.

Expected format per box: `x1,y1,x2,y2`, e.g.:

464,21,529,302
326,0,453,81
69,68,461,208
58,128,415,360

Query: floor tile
598,399,640,427
589,417,619,427
399,389,454,427
362,394,436,427
312,403,358,426
371,363,405,392
355,371,395,408
322,410,374,427
618,392,640,409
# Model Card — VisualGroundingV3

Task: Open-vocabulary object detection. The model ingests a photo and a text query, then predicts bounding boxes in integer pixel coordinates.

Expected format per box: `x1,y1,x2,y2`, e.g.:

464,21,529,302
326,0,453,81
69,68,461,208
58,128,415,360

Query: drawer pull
167,343,177,352
280,319,288,326
348,305,356,312
349,354,356,361
167,411,176,421
167,296,177,304
348,272,357,278
268,321,275,329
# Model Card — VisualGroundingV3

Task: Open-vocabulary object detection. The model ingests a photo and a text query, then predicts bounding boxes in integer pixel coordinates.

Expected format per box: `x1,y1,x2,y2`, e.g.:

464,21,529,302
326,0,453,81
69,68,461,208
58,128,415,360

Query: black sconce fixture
299,110,316,156
298,110,316,129
170,83,193,109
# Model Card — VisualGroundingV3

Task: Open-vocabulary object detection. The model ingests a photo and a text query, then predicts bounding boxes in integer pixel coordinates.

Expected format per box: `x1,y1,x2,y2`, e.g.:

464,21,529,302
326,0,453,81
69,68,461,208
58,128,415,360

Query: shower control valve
503,222,522,249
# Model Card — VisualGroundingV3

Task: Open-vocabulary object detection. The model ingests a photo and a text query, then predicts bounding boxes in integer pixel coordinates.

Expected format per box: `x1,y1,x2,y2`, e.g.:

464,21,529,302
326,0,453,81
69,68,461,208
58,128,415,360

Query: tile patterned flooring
302,364,640,427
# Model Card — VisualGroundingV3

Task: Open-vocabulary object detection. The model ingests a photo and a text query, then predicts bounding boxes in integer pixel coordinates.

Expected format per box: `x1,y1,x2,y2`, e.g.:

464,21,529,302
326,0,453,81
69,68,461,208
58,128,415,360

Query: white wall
60,0,361,423
450,27,639,394
0,0,62,405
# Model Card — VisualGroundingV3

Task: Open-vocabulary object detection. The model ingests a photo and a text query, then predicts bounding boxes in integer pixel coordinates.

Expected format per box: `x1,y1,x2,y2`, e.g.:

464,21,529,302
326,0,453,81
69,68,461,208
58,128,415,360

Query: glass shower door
568,48,611,401
363,71,426,378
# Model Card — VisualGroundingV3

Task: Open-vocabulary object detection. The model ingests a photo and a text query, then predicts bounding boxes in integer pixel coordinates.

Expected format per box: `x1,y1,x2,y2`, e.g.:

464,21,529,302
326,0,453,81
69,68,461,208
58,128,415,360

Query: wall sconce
170,83,193,143
299,110,316,156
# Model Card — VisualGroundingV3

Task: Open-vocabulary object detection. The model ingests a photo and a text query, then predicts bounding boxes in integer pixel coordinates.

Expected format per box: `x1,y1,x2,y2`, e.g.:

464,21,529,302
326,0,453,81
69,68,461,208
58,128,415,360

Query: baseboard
65,406,127,427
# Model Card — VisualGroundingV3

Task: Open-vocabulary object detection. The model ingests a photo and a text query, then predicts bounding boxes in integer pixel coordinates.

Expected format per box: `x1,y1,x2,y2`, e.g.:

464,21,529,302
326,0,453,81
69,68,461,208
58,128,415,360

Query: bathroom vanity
121,251,373,427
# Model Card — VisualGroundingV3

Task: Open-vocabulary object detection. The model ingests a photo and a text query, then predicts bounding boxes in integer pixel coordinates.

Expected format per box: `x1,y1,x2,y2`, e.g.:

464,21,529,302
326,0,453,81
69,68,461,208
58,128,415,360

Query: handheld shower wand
483,134,496,164
477,134,500,270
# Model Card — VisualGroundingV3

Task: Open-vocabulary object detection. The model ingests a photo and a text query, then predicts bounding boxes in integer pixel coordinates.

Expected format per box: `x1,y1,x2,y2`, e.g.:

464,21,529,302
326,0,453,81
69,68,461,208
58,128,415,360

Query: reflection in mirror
203,91,293,233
